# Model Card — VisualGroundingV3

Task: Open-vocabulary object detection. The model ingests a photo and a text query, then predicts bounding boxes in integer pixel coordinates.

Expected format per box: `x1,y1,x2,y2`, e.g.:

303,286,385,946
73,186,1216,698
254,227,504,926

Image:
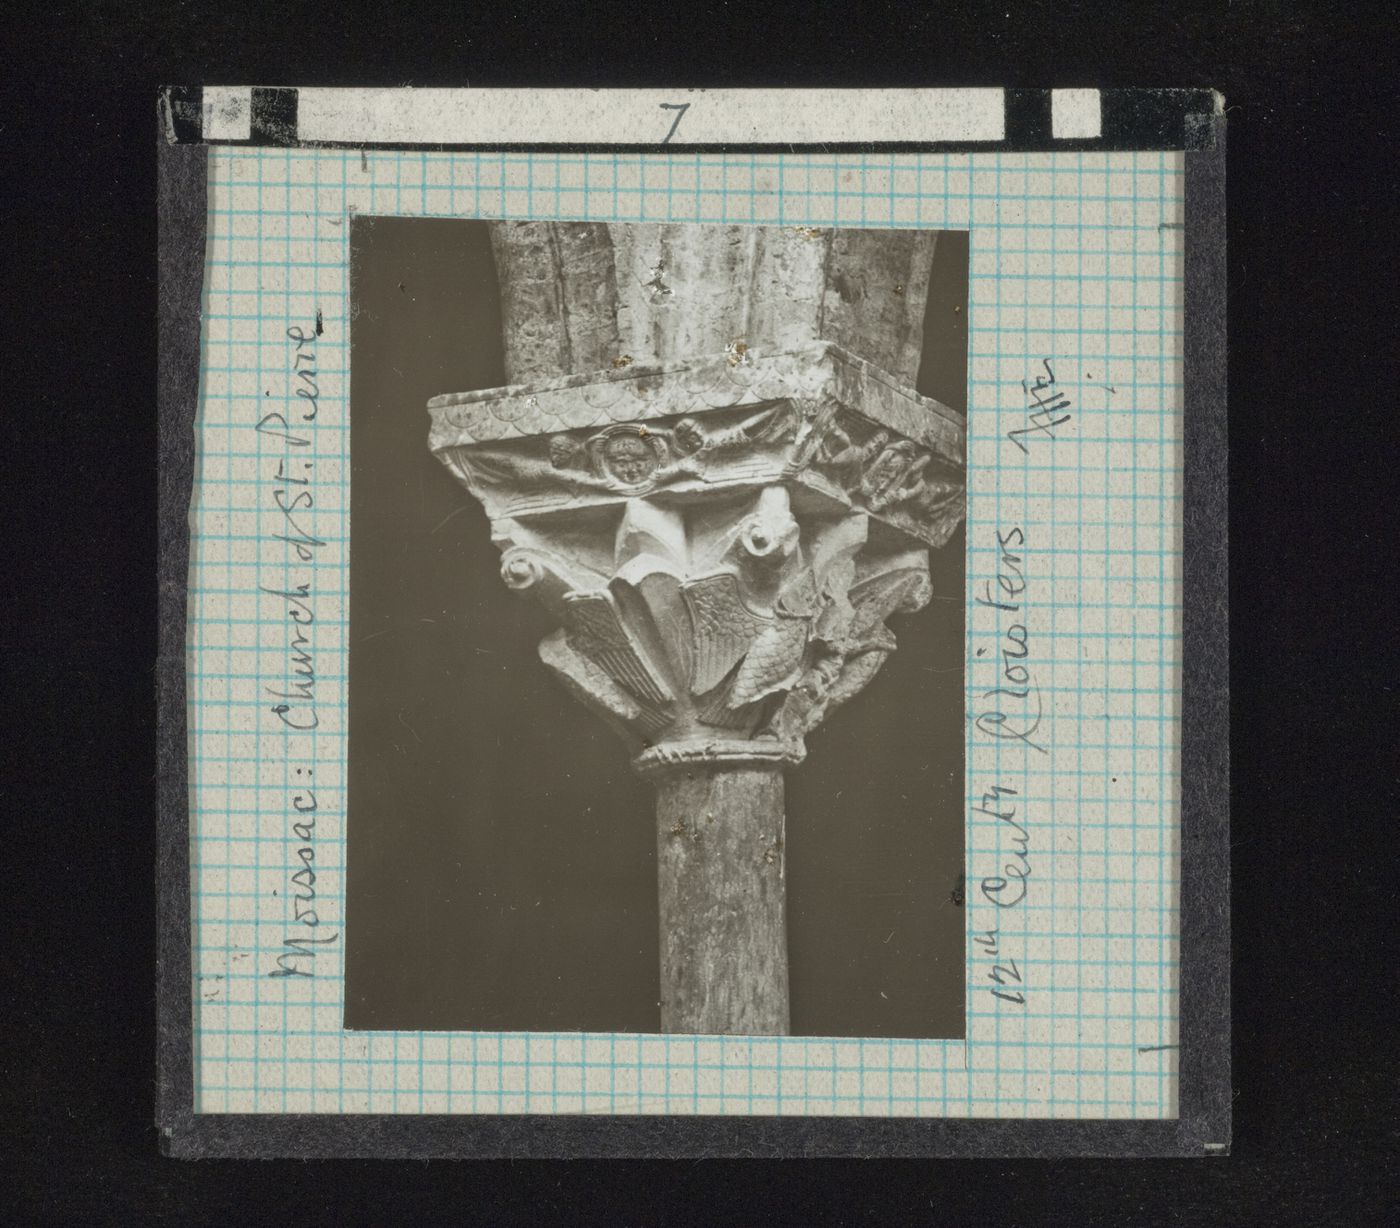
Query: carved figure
598,430,660,486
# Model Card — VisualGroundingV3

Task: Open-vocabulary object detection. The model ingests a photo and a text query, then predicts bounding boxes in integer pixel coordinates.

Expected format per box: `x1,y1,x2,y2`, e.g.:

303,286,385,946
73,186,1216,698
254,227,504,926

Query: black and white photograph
345,218,970,1039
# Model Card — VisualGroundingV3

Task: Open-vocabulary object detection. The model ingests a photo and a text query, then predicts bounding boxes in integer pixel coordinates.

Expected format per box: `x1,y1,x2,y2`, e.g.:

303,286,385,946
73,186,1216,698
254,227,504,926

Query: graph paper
186,146,1183,1118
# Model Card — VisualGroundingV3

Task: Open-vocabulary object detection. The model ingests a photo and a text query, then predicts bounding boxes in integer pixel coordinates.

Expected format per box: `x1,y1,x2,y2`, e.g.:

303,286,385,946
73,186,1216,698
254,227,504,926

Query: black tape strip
156,138,206,1143
161,86,1218,152
164,1113,1204,1160
1177,111,1232,1154
164,85,203,144
250,86,299,145
1004,89,1052,146
1102,88,1218,150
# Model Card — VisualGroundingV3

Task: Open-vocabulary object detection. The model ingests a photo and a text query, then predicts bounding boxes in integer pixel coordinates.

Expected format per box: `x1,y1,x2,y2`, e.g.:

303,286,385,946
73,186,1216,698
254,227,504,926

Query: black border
156,136,204,1146
155,97,1228,1159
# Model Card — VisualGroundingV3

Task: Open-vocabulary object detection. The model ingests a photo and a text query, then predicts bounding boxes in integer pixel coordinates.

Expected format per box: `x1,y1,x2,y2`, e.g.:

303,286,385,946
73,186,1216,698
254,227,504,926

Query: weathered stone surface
429,343,966,551
430,341,962,450
489,222,622,382
653,765,789,1036
489,222,938,386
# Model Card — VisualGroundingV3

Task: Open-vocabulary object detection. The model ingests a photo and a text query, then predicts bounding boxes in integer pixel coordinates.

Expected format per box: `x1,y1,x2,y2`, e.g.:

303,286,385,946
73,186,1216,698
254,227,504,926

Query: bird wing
683,573,770,695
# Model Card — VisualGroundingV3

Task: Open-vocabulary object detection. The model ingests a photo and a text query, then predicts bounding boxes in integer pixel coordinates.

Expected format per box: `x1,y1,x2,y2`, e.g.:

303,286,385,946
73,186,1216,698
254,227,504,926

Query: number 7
659,102,690,145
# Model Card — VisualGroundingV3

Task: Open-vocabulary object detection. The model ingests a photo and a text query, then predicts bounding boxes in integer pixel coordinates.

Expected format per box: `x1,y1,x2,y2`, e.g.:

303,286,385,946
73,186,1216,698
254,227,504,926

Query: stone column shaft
653,765,789,1036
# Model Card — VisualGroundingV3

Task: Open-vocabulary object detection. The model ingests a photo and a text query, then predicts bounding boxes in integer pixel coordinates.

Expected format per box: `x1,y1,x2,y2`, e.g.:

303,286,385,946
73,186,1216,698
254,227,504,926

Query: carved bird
726,569,819,707
730,618,809,708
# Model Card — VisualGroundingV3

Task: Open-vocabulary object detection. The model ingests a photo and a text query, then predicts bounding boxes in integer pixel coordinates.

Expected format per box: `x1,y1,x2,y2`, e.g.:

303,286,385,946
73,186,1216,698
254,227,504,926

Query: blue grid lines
187,147,1184,1119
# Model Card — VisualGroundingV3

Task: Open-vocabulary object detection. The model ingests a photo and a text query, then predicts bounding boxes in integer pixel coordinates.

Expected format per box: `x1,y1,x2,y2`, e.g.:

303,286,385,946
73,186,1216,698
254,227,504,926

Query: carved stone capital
431,340,964,540
429,338,963,772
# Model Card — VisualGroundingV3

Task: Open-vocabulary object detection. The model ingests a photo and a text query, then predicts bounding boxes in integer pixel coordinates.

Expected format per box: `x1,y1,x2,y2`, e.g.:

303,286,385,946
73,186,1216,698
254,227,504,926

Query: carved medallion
598,428,662,487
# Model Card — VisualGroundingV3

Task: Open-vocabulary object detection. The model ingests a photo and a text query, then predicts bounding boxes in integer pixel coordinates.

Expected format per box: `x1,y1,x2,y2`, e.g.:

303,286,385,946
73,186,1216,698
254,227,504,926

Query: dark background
344,216,968,1037
8,0,1396,1222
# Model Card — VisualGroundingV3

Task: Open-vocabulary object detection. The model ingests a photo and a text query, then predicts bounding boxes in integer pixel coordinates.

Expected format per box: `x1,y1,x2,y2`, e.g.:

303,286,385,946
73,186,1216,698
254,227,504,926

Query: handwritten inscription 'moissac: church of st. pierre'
255,317,339,979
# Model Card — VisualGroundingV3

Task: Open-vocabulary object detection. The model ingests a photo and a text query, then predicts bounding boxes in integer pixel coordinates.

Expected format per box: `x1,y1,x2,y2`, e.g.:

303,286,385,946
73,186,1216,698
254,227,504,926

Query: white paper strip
1051,89,1103,139
293,87,1006,145
202,86,252,141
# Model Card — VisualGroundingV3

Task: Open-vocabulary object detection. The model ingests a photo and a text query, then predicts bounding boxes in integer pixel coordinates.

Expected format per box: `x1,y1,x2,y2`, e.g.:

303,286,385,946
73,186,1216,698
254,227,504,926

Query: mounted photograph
163,86,1225,1154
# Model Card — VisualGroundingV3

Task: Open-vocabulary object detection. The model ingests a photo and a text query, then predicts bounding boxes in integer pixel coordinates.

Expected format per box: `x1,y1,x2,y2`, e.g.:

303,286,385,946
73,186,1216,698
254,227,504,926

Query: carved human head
602,433,656,485
549,434,580,468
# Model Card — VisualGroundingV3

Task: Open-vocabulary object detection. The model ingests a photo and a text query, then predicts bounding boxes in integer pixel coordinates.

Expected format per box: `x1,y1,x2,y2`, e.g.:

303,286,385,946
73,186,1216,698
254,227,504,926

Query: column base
633,738,805,781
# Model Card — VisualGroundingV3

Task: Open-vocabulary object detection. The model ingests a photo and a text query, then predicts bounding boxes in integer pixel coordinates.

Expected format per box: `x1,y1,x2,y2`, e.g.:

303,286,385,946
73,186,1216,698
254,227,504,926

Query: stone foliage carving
430,222,968,1037
491,485,934,769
